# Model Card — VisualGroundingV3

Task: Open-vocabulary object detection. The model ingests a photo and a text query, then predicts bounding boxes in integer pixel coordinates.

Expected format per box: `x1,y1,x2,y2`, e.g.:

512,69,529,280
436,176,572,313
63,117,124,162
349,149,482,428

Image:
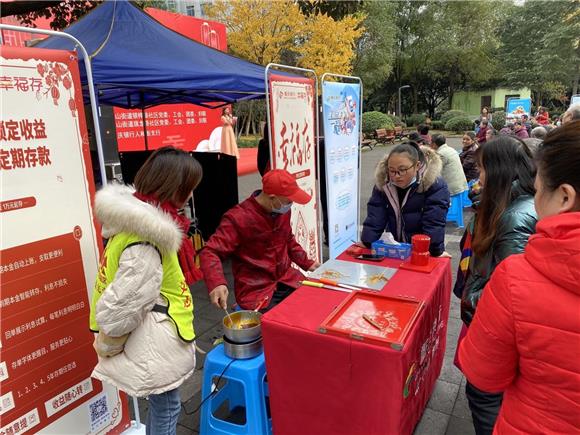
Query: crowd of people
359,104,580,434
86,101,580,434
475,104,580,145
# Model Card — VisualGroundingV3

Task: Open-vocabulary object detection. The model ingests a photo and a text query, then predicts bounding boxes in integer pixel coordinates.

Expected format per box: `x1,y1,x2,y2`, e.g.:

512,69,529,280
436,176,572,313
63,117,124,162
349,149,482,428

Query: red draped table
261,252,452,435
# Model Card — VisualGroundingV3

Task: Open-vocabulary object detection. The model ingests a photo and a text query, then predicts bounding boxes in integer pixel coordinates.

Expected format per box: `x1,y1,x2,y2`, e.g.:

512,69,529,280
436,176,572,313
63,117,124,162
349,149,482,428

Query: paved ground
133,136,476,435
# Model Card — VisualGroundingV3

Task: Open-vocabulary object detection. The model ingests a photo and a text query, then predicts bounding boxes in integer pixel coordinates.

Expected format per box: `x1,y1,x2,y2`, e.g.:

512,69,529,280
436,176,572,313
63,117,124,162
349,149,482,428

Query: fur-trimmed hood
94,184,182,254
374,146,443,193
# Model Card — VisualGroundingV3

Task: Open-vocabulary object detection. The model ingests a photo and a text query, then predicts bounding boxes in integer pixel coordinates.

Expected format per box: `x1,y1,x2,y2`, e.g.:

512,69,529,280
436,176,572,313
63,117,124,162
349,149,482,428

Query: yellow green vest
89,233,195,342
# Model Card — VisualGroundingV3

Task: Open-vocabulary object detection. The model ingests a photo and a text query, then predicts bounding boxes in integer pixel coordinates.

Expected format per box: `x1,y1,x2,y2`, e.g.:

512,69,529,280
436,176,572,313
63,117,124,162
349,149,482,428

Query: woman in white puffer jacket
90,147,203,435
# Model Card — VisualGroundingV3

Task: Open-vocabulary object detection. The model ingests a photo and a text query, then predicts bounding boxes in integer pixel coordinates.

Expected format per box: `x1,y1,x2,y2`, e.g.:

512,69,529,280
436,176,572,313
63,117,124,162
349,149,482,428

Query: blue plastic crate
371,241,412,259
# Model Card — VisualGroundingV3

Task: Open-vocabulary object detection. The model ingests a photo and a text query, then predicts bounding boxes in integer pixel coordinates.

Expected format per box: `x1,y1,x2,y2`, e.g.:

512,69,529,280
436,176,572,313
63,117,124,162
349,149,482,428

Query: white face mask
391,176,417,189
272,198,293,214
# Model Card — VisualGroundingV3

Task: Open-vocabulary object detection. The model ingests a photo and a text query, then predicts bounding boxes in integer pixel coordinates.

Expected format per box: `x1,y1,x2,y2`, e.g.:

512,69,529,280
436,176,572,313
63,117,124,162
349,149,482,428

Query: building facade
452,87,532,116
164,0,214,18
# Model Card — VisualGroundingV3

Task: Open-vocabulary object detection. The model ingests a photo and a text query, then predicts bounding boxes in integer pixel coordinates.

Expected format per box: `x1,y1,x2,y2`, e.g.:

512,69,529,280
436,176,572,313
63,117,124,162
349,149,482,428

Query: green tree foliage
440,110,468,125
15,1,99,30
297,0,363,20
491,110,506,131
431,120,445,130
14,0,172,30
352,1,397,96
368,1,500,117
445,116,474,133
498,0,580,103
362,111,394,135
407,113,428,127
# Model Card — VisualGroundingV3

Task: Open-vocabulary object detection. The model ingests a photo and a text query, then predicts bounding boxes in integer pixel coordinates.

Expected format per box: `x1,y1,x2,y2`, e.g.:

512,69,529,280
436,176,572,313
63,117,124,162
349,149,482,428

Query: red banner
268,73,321,262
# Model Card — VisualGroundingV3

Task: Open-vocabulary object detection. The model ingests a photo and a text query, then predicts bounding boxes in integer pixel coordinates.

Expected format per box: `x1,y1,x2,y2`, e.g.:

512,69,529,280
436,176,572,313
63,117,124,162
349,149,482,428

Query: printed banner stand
320,74,362,259
0,25,138,434
505,97,532,121
571,94,580,106
0,24,107,187
265,64,322,264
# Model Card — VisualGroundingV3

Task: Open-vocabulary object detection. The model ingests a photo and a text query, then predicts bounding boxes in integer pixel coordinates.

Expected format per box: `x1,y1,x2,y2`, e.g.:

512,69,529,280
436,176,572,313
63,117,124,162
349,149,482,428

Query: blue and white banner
506,97,532,120
322,81,361,259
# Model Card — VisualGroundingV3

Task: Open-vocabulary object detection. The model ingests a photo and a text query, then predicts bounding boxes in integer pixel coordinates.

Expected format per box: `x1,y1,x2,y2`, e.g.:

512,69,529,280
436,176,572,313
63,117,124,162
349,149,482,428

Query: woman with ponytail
361,141,450,256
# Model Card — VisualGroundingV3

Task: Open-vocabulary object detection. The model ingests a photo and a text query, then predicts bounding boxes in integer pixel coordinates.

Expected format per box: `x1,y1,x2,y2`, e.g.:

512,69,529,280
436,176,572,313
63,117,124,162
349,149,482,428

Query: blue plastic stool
463,180,476,208
447,193,465,228
200,344,272,435
462,189,472,208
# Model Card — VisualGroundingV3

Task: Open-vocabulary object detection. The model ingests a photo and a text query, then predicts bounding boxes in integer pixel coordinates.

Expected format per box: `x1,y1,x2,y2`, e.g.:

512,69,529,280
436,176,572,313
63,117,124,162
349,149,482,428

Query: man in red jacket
200,169,319,311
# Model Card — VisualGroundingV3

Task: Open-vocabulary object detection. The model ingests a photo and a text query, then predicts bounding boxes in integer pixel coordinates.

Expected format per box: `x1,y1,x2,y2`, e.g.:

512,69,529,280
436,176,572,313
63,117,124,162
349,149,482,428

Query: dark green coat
461,194,537,326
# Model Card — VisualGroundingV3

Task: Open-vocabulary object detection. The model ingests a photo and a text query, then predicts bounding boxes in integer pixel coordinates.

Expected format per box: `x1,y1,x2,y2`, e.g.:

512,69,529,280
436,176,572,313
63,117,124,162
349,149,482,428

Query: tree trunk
244,101,254,136
573,62,579,96
428,100,435,118
448,82,455,111
236,113,246,139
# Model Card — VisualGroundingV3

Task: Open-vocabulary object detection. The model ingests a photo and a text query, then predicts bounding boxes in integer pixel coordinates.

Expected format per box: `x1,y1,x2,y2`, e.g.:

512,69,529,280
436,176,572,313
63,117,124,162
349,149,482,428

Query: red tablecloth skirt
262,254,452,435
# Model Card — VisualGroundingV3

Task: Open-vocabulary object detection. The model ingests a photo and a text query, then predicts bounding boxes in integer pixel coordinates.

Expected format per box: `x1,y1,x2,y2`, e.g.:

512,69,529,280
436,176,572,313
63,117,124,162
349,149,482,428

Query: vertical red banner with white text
268,74,321,262
0,46,130,434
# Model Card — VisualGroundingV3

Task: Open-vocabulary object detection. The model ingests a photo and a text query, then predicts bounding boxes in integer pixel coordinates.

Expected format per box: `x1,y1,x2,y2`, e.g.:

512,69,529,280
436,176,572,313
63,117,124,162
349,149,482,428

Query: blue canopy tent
34,0,280,238
36,0,266,108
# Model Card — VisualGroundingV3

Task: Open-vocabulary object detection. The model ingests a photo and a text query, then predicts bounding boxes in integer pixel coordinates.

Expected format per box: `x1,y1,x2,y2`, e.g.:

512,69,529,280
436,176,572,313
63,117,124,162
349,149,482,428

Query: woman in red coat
534,106,550,125
459,120,580,434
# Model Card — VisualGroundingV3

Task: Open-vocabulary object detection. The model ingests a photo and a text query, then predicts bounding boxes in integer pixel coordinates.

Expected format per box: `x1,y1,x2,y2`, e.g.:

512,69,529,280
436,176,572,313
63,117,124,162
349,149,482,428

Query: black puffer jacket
461,190,537,326
361,147,450,256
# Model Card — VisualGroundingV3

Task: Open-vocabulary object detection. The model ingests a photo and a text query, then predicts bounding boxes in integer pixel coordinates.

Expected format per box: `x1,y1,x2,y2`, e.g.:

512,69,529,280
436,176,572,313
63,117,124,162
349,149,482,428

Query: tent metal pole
0,24,108,186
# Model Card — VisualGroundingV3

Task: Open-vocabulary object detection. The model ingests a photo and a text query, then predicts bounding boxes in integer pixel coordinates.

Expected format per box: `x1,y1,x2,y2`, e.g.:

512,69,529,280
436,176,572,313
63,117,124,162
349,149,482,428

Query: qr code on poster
88,394,111,432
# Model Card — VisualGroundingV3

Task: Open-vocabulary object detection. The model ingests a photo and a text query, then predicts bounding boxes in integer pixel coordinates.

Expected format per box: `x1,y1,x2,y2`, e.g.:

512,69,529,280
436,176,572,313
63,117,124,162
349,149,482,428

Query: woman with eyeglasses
361,141,450,256
459,121,580,435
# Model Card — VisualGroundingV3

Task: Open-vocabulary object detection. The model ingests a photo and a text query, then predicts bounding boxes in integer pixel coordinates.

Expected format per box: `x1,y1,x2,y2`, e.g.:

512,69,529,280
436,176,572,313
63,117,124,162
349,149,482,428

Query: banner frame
264,63,322,263
505,96,532,121
320,73,363,258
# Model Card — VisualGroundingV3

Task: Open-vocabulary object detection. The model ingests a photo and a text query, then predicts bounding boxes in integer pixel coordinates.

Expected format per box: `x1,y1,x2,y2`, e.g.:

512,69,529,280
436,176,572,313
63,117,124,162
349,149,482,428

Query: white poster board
0,46,130,434
321,80,361,259
267,73,321,263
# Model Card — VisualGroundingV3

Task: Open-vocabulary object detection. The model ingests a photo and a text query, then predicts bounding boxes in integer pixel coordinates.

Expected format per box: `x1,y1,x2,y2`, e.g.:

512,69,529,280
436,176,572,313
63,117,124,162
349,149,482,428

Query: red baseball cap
262,169,311,204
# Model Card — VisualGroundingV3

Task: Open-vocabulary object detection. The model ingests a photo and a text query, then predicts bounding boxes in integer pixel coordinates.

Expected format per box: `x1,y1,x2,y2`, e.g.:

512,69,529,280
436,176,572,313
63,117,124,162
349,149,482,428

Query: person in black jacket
459,131,480,182
456,135,537,435
361,141,450,256
257,123,270,176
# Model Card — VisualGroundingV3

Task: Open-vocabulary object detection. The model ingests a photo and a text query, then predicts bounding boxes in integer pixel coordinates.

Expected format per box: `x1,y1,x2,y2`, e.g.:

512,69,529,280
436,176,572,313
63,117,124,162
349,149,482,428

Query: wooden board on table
310,258,397,291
